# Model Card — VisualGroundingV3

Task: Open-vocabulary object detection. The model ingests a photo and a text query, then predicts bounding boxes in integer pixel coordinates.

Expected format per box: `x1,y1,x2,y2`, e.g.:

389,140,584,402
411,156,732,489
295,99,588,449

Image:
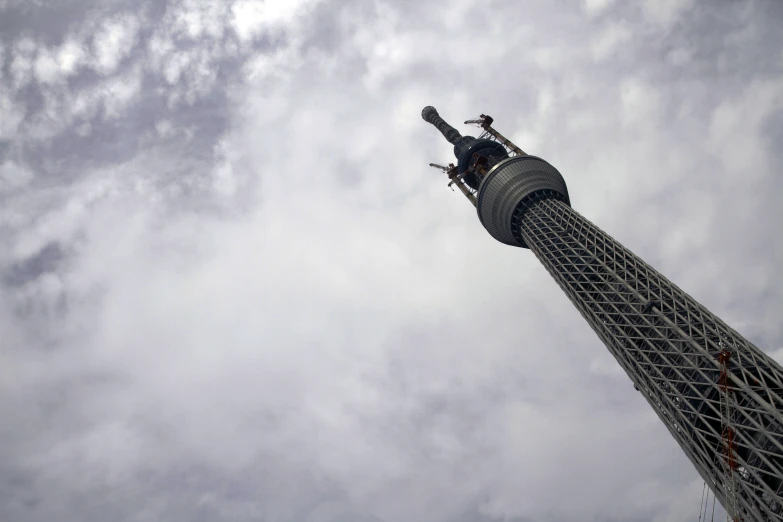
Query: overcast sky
1,0,782,521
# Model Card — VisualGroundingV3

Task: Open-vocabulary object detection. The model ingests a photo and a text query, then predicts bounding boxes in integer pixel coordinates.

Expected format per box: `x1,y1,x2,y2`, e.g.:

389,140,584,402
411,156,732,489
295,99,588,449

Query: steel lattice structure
422,106,783,520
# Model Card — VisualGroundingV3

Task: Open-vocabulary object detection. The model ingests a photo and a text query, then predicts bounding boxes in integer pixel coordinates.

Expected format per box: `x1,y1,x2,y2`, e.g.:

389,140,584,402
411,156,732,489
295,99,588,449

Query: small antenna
464,114,494,129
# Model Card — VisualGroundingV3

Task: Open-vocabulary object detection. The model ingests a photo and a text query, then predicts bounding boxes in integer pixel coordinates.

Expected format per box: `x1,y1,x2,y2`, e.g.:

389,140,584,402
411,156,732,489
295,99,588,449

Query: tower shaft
422,106,783,521
521,198,783,520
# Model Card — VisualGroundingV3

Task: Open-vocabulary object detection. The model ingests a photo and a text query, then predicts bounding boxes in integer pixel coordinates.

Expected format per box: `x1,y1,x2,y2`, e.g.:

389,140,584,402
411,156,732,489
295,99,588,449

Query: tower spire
421,106,463,145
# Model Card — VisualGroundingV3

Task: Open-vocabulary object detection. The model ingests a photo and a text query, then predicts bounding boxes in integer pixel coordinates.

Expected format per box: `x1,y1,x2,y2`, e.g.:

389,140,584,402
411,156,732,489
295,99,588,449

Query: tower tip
421,106,438,121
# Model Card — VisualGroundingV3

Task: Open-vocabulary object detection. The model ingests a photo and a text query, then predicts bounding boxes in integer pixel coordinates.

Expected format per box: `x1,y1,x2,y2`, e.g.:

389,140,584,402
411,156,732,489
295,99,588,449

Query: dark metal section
465,114,527,156
456,139,508,181
476,156,570,248
518,198,783,521
422,106,462,145
422,106,508,190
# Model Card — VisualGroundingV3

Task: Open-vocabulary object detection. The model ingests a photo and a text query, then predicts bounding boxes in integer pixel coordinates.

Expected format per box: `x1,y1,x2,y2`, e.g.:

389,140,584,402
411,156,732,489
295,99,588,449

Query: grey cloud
4,241,63,287
0,0,780,521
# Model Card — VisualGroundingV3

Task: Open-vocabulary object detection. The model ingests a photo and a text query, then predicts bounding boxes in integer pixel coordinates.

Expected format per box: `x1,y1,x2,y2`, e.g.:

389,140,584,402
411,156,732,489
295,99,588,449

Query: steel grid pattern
518,198,783,521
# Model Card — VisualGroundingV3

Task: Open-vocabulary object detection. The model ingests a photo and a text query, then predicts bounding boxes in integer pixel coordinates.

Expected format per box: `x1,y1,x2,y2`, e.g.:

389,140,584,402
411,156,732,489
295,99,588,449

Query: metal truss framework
422,106,783,520
518,198,783,521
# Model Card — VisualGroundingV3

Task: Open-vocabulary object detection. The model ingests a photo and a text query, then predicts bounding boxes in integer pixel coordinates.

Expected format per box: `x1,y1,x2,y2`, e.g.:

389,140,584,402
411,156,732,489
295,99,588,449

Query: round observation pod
476,155,570,248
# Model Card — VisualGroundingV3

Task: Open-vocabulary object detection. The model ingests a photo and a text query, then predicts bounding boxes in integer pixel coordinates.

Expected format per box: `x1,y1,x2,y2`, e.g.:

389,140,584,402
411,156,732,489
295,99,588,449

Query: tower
422,106,783,521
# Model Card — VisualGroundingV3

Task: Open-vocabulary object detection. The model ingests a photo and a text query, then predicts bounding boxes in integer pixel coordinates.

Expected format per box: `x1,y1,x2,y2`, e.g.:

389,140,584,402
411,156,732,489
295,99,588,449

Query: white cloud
147,32,175,70
643,0,694,27
708,79,783,177
591,21,632,61
32,62,143,135
0,160,34,194
145,10,230,108
0,86,25,139
241,41,305,96
583,0,617,16
667,46,692,66
92,13,140,75
10,33,83,87
162,49,193,85
10,37,37,88
620,77,661,127
33,47,60,84
57,39,87,76
169,0,230,40
155,119,174,138
230,0,317,43
533,47,565,71
101,65,143,118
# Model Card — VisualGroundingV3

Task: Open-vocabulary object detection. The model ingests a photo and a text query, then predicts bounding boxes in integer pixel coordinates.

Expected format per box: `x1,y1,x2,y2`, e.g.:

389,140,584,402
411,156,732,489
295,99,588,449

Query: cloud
582,0,617,17
619,77,661,126
0,160,34,195
591,20,632,61
92,13,140,75
32,48,59,84
9,37,37,88
101,64,144,118
169,0,230,40
0,85,26,140
30,39,85,85
230,0,318,43
643,0,694,27
57,40,87,75
0,1,780,521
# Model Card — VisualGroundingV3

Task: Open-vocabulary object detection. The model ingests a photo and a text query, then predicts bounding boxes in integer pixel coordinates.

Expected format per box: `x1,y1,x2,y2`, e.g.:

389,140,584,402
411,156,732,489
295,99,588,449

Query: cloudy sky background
1,0,782,520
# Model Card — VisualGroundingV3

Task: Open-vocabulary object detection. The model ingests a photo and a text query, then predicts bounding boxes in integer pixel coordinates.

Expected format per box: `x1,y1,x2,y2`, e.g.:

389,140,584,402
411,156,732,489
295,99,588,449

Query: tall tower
422,106,783,521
